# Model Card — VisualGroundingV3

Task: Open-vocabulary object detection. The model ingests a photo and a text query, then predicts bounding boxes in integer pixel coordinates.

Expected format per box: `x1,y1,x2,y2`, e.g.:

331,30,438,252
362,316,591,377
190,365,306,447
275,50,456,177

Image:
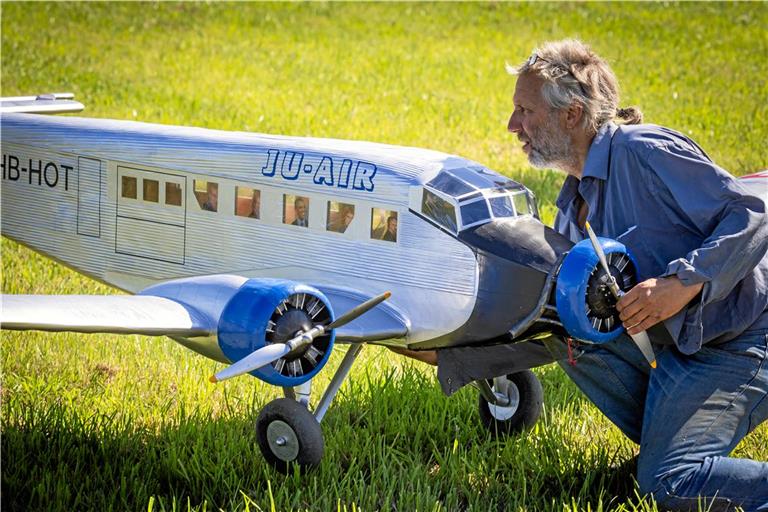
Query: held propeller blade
209,291,392,383
584,222,657,369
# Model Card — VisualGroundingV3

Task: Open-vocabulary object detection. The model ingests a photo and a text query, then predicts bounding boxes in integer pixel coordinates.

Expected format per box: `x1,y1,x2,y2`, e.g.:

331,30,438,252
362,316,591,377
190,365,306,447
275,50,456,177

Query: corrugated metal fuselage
1,113,485,349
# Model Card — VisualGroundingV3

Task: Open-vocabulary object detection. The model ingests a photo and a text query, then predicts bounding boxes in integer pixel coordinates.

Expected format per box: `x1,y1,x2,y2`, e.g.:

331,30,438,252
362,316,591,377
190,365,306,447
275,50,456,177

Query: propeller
210,291,391,383
585,222,656,368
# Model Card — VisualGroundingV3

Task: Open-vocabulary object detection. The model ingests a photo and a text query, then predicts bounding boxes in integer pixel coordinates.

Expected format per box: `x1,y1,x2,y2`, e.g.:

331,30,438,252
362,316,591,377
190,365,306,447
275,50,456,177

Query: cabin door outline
114,166,187,264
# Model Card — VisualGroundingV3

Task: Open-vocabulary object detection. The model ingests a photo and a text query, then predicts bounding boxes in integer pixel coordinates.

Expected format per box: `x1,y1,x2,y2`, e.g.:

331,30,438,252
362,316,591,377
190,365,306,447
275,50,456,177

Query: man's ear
564,102,584,129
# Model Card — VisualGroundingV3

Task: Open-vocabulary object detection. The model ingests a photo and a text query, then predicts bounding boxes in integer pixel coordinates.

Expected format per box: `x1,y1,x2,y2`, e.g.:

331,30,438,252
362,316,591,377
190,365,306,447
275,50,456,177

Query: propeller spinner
210,291,391,383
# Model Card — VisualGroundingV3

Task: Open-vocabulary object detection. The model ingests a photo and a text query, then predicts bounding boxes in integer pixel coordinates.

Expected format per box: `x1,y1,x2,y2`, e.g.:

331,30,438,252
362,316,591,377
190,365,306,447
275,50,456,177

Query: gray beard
527,115,576,172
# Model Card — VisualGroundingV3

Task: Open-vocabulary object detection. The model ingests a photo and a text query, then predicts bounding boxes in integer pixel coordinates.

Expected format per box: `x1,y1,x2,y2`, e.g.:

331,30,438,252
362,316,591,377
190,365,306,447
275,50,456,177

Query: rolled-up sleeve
643,141,768,305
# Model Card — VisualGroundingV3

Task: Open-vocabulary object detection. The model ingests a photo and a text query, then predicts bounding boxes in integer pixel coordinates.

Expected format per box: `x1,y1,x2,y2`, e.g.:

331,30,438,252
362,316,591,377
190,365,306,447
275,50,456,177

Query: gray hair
508,39,642,133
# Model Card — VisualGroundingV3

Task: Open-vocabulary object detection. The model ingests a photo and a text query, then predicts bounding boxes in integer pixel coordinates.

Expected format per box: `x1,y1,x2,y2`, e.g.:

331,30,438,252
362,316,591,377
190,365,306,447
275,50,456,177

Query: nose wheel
477,370,543,436
256,398,324,473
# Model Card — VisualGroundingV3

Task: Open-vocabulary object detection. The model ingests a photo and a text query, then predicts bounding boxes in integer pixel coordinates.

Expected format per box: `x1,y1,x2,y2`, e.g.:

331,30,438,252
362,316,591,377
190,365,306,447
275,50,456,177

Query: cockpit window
489,196,514,217
418,169,538,233
460,199,491,227
426,172,474,197
422,189,457,232
513,191,532,216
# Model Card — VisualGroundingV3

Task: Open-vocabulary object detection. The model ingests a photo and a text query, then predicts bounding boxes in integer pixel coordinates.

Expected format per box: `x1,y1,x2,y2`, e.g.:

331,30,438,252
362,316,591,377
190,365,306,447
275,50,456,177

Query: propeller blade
326,291,391,330
585,222,657,368
585,222,620,299
210,343,291,383
629,330,657,368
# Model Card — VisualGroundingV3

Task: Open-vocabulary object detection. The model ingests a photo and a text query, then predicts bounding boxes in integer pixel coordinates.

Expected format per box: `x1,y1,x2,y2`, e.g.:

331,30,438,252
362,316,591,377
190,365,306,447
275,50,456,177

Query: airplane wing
314,285,409,342
0,93,85,114
1,294,211,336
1,278,409,342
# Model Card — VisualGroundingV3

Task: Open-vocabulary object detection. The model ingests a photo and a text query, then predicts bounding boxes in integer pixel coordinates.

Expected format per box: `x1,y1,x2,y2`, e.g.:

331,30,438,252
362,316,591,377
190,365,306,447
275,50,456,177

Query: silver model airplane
3,95,766,471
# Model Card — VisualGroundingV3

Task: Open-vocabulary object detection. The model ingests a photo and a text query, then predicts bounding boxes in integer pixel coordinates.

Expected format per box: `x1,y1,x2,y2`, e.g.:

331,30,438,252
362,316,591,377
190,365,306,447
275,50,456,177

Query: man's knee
637,458,734,512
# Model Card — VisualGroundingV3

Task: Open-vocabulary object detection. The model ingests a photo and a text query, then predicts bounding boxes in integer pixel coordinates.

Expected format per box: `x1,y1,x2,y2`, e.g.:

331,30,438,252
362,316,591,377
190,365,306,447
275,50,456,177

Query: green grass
2,2,767,511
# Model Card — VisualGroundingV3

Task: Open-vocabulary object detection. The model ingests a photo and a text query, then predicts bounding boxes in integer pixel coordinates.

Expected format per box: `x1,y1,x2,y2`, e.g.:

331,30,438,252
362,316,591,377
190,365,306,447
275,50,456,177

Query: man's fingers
627,316,661,335
623,310,651,332
616,286,641,312
618,300,645,322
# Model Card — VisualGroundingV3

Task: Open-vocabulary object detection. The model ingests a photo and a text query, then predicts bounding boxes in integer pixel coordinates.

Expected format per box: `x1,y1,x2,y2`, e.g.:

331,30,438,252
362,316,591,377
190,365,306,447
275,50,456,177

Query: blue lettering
259,149,376,192
352,162,376,192
313,157,334,186
338,159,352,188
280,151,304,180
261,149,279,177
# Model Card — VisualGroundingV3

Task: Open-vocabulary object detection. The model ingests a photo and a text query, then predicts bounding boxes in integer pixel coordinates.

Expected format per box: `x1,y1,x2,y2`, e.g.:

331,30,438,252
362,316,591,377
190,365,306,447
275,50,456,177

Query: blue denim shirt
554,122,768,354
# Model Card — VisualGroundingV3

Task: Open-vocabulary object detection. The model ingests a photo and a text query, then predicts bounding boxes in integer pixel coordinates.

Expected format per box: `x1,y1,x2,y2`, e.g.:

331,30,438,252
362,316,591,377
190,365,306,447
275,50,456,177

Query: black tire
478,370,543,437
256,398,324,473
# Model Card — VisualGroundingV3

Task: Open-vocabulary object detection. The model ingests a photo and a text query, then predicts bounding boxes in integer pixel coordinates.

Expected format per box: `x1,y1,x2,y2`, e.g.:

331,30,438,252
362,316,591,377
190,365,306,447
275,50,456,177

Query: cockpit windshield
422,189,458,232
421,168,538,232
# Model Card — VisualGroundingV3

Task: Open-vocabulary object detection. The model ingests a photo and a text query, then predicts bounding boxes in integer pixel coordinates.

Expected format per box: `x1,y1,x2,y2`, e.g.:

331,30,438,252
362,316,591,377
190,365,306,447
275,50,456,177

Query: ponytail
616,106,643,125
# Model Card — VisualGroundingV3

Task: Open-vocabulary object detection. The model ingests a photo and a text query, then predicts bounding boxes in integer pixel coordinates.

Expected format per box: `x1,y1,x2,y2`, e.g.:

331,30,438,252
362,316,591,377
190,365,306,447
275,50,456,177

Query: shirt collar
555,122,617,211
582,121,618,180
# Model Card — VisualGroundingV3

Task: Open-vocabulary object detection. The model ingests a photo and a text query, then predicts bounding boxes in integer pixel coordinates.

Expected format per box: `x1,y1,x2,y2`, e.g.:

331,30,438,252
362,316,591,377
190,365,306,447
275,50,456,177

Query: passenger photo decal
194,180,218,212
327,201,355,233
235,186,260,219
284,194,309,227
371,208,397,242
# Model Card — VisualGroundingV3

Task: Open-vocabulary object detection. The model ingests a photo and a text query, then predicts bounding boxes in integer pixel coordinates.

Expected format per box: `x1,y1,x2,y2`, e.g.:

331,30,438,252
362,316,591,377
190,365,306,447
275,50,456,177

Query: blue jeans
558,330,768,511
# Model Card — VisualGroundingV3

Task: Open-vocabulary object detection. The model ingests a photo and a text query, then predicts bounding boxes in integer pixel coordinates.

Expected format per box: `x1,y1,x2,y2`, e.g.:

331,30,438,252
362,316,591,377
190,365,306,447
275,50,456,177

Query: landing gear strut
255,344,363,473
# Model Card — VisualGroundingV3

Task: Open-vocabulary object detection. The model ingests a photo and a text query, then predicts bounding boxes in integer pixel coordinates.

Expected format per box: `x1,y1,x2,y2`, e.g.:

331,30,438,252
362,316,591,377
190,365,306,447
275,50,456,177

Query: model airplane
2,95,766,471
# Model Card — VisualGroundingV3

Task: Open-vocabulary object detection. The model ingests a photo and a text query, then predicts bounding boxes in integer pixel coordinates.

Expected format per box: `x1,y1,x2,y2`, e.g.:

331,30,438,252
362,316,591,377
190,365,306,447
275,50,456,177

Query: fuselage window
235,186,260,219
284,194,309,227
121,176,137,199
143,179,159,203
371,208,398,243
422,189,457,232
327,201,355,233
194,180,218,212
165,182,182,207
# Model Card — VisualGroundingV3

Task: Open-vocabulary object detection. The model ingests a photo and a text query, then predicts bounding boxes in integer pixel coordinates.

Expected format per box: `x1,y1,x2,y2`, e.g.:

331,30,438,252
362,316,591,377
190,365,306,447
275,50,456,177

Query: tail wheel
256,398,324,473
478,370,543,436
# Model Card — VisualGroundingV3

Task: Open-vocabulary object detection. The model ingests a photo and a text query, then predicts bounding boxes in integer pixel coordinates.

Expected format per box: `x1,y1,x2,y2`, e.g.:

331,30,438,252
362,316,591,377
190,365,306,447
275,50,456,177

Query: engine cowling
555,238,638,343
217,279,335,386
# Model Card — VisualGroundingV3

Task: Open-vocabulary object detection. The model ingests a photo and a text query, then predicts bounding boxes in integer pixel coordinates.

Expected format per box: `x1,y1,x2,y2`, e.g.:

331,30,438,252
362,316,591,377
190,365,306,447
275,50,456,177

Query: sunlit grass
2,2,767,511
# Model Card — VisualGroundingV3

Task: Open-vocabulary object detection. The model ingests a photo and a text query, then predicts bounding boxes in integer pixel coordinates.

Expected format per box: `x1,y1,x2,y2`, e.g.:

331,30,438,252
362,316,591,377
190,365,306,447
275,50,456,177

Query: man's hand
616,276,704,335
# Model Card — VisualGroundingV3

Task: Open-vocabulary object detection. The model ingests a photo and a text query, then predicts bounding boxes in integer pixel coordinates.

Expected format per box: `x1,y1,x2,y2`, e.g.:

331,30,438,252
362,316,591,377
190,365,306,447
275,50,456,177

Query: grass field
2,2,767,511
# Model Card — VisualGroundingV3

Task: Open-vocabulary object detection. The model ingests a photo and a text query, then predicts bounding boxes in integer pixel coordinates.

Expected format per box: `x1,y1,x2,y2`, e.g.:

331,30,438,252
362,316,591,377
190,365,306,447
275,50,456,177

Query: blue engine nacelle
217,279,336,387
555,238,639,344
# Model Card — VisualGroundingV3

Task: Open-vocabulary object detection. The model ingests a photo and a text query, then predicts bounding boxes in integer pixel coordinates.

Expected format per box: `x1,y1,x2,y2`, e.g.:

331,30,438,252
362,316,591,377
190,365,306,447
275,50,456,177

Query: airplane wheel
256,398,324,473
478,370,543,437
